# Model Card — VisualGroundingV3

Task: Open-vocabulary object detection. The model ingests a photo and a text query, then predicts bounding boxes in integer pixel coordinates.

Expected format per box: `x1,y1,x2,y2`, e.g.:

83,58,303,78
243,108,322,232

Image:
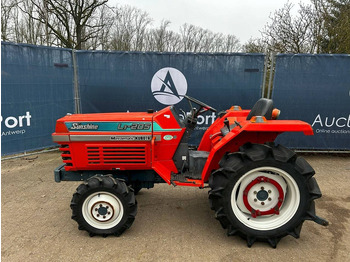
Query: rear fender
201,120,313,183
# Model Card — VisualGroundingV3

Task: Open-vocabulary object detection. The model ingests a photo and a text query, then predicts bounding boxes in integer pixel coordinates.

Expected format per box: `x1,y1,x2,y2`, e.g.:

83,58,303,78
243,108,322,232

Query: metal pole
267,52,275,99
262,51,269,98
72,49,81,114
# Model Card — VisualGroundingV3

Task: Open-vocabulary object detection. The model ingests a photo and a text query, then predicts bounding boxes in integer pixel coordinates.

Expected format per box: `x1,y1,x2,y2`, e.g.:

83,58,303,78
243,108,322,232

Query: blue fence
2,42,349,155
76,51,265,143
1,42,75,155
76,51,264,113
273,54,350,150
1,43,265,155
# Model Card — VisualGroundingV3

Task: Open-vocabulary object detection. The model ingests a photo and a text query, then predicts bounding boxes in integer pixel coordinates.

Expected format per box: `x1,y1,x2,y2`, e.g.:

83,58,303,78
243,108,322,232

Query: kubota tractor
52,95,328,247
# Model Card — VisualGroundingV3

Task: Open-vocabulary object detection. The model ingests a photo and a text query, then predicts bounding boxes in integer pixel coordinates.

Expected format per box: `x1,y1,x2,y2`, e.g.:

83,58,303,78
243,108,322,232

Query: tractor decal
152,122,182,132
68,135,152,141
65,122,152,132
65,121,182,132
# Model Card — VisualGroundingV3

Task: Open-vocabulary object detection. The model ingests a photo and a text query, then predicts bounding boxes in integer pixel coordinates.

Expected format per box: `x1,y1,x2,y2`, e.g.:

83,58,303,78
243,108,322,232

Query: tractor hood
58,111,154,123
52,106,184,135
53,111,154,133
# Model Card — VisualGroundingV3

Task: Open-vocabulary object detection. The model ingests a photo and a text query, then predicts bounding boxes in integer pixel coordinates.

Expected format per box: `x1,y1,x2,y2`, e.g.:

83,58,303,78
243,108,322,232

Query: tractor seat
246,98,274,120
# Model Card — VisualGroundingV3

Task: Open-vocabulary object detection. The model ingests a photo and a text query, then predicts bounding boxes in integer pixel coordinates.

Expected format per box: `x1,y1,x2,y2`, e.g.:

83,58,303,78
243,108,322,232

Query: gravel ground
1,151,350,262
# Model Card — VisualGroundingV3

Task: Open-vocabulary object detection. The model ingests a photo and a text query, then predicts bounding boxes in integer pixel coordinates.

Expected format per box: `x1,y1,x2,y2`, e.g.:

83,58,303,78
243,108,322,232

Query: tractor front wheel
71,175,137,237
209,143,322,248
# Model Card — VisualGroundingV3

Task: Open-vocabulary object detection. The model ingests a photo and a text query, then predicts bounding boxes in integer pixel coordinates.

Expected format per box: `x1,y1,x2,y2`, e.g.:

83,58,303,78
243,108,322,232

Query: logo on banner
1,111,32,136
151,67,187,105
312,114,350,134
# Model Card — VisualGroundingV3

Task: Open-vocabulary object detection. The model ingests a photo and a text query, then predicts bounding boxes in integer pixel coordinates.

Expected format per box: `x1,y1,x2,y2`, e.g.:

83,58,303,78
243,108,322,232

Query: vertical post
72,49,81,114
267,52,275,99
262,51,269,98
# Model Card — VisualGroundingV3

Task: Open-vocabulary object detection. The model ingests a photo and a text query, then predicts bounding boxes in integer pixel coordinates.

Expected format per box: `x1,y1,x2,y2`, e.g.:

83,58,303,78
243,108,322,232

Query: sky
110,0,312,44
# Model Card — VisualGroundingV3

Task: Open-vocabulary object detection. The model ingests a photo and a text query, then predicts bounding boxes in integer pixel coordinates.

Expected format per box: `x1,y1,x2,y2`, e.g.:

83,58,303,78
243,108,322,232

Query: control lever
224,118,230,131
234,120,242,128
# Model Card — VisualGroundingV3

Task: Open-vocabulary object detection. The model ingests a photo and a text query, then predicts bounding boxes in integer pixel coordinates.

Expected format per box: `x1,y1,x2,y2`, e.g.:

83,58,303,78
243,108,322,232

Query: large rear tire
209,143,322,248
71,175,137,237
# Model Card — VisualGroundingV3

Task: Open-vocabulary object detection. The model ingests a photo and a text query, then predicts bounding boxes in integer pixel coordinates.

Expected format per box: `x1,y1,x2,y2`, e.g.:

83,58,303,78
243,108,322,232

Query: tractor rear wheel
209,143,322,248
71,175,137,237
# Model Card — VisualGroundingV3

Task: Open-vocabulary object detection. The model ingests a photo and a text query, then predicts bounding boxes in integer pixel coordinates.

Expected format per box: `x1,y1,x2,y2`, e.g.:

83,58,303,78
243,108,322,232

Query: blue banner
1,42,75,155
76,51,265,144
272,54,350,150
1,43,265,154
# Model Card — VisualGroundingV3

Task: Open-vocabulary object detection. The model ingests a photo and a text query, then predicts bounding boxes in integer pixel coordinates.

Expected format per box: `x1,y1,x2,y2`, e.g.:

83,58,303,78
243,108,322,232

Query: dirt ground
1,151,350,262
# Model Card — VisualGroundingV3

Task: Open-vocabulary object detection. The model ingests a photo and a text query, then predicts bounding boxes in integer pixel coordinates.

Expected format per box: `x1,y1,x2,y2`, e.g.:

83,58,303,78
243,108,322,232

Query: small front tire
71,175,137,236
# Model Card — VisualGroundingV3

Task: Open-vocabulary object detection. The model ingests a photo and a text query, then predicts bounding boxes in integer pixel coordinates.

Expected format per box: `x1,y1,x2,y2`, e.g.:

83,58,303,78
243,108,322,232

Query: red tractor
52,95,327,247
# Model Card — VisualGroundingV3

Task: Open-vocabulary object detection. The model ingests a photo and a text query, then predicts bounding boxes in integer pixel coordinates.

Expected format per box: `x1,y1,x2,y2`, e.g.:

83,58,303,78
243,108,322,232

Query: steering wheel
184,95,217,113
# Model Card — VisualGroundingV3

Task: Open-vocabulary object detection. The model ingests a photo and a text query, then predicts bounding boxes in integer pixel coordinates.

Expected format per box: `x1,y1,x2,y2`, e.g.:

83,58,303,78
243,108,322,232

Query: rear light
272,109,281,120
250,116,267,123
229,105,242,111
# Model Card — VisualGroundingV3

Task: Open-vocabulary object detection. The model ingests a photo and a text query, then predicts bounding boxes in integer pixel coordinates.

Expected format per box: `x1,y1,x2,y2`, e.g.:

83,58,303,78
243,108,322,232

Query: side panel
151,107,186,184
55,120,153,171
66,141,152,171
53,107,187,184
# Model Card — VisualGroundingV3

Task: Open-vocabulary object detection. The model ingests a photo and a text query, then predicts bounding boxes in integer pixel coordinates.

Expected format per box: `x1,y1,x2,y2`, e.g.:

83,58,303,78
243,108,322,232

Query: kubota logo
151,67,187,105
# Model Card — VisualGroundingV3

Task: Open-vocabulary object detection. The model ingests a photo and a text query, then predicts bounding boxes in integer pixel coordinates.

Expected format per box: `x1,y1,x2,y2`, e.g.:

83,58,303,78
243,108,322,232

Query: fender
201,119,313,183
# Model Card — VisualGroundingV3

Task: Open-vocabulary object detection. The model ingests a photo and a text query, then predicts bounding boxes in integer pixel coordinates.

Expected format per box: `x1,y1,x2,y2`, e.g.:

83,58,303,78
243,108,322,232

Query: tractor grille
87,145,147,165
60,144,73,166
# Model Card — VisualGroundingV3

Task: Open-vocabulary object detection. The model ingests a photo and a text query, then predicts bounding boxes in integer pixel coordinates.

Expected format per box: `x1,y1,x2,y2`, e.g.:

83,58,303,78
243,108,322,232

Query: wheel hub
231,167,300,231
98,206,108,216
243,176,285,218
256,190,268,201
91,201,114,222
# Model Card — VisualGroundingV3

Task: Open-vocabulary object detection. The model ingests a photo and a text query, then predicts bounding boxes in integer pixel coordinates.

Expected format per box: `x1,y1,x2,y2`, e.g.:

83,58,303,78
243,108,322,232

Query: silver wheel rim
231,166,300,231
82,191,124,230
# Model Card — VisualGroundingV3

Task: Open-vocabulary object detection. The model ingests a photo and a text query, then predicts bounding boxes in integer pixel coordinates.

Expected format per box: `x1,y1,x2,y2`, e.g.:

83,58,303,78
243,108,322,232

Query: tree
2,1,241,53
260,2,318,53
222,34,241,53
109,5,152,51
16,0,51,45
1,0,18,41
314,0,350,53
179,23,240,53
26,0,108,49
255,0,350,54
85,4,115,50
242,38,266,53
145,20,182,52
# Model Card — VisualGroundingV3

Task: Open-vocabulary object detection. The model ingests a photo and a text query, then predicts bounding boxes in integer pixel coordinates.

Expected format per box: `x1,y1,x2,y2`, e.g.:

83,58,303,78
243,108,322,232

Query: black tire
209,143,322,248
70,175,137,237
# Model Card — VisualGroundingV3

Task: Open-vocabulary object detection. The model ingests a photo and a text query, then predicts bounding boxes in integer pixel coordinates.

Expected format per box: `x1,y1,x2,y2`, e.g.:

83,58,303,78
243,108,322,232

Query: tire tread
70,175,137,237
209,143,323,248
